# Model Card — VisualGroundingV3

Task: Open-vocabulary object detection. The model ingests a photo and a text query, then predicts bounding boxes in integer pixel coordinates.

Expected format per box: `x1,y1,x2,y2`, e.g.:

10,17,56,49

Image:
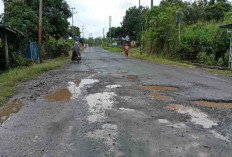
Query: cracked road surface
1,47,232,156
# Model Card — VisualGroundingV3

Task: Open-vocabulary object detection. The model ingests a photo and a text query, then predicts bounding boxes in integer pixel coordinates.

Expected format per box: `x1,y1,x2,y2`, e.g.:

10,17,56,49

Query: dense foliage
0,0,78,69
107,0,232,67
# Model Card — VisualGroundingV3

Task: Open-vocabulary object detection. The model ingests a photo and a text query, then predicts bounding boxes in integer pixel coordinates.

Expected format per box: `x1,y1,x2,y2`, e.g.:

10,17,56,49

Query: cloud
69,0,161,38
0,0,162,38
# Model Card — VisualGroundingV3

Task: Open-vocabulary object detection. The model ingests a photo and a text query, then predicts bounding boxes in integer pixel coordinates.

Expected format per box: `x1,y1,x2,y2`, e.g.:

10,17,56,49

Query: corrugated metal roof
0,24,17,34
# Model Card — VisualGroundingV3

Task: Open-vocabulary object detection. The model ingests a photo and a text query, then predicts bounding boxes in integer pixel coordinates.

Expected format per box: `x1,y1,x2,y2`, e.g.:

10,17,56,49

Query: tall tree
121,6,147,41
1,1,50,41
106,27,123,38
68,26,81,39
3,0,72,40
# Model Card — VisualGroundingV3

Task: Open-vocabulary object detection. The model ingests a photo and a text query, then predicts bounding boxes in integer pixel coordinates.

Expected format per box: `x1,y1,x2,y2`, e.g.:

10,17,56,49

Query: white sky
68,0,161,38
0,0,162,38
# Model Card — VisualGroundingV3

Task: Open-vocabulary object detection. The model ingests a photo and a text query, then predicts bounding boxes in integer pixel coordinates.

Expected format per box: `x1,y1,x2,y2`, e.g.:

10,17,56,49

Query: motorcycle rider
71,42,81,62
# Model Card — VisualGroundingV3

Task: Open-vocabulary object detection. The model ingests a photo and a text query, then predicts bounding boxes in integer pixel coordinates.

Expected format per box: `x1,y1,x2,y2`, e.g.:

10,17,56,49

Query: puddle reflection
44,78,99,102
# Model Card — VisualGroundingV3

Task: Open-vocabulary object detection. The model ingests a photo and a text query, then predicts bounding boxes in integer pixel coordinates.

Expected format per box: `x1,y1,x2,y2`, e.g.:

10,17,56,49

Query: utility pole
81,26,85,38
103,28,105,38
109,16,112,46
39,0,43,63
71,7,77,40
151,0,153,8
139,0,142,55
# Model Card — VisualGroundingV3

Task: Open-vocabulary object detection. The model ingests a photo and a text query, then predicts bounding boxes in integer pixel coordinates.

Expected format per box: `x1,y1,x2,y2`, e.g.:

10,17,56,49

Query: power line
70,7,77,39
109,16,112,46
39,0,43,63
142,0,149,6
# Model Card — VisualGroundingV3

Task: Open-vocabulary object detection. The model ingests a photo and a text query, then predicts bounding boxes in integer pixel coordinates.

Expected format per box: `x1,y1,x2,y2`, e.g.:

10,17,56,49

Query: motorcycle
72,51,81,64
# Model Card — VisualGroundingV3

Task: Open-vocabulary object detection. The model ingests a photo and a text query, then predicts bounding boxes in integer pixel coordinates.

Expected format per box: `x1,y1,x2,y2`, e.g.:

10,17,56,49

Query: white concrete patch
67,79,99,99
210,130,230,142
157,119,186,129
106,85,122,89
158,119,170,124
87,124,122,156
169,123,187,129
86,92,116,123
170,105,218,129
119,108,135,112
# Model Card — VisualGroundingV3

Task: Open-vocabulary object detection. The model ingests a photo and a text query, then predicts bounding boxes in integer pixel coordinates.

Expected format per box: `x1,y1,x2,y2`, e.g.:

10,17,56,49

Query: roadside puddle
150,92,169,101
44,78,99,102
195,101,232,109
168,104,218,128
140,85,178,91
128,76,136,82
43,88,72,102
0,99,23,124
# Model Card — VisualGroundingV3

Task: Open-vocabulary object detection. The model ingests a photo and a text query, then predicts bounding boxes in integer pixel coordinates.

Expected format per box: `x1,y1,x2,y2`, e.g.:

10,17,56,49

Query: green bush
9,53,32,68
217,57,224,66
44,39,74,58
224,51,229,66
206,53,216,65
197,52,208,64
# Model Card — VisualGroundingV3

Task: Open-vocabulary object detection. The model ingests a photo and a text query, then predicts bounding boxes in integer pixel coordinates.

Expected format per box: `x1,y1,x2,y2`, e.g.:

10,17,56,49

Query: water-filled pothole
128,76,136,82
0,99,23,124
195,101,232,109
74,80,81,86
43,88,72,102
150,92,169,101
140,85,178,91
44,78,99,102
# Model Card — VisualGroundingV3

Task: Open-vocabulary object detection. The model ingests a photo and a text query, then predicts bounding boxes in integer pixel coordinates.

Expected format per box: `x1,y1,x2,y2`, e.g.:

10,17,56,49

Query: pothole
74,80,81,86
43,88,72,102
195,101,232,109
0,99,23,124
44,78,99,102
168,104,218,129
127,76,136,82
140,85,178,91
150,92,169,101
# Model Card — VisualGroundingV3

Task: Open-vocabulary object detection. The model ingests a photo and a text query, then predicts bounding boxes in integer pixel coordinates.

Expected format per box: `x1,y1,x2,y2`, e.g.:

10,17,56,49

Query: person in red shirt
124,43,130,58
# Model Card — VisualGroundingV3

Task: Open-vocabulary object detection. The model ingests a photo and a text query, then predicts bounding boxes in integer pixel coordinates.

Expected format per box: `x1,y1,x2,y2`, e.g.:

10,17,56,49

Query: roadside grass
128,48,192,68
103,46,124,55
205,68,232,77
103,46,191,68
0,56,68,106
103,46,232,77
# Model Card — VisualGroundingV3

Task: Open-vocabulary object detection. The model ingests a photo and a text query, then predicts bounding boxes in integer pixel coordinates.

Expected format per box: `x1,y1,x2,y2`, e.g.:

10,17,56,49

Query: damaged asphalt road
1,47,232,156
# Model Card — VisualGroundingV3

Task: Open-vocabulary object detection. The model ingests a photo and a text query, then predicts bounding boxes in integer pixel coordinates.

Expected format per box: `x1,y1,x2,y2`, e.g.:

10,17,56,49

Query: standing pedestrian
124,43,130,58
